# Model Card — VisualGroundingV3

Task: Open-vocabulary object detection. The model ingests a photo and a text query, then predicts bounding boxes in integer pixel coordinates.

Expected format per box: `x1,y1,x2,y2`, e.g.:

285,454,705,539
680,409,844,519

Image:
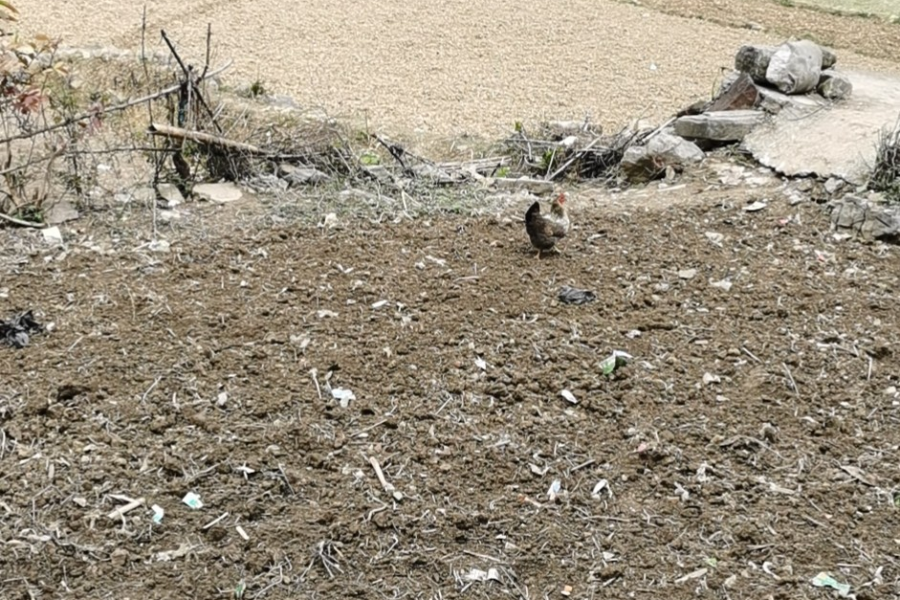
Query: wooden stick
0,212,44,228
368,456,403,502
202,512,229,530
147,122,265,154
107,497,146,521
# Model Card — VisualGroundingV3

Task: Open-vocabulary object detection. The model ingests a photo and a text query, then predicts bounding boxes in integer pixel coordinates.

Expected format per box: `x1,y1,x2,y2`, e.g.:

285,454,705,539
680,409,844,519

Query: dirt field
2,174,900,598
3,1,900,599
13,0,900,139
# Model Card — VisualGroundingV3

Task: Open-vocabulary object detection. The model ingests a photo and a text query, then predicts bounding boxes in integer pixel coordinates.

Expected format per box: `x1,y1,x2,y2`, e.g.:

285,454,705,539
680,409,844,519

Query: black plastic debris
1,310,44,349
558,286,597,305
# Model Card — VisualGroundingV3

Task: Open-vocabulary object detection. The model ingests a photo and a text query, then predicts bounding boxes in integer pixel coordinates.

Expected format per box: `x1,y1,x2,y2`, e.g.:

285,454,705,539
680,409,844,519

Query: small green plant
495,165,510,178
871,116,900,202
359,151,380,166
249,79,266,98
540,148,556,172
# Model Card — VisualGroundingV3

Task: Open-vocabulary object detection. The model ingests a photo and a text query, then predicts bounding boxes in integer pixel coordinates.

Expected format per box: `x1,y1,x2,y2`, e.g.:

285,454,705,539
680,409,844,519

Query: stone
674,110,766,142
821,47,837,69
707,72,759,112
765,40,824,95
278,163,331,185
744,70,900,184
244,174,289,192
44,200,80,225
193,182,243,203
734,45,775,84
157,183,184,207
619,132,704,183
818,70,853,100
824,177,846,195
829,194,900,242
756,85,827,114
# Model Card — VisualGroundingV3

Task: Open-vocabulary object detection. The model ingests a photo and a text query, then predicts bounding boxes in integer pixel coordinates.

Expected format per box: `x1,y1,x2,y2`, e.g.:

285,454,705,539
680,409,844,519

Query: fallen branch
148,122,266,154
107,496,146,521
0,212,44,228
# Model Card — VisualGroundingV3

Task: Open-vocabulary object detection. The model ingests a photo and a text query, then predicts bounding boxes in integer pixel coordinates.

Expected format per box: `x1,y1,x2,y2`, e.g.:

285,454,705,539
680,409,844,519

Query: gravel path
16,0,900,139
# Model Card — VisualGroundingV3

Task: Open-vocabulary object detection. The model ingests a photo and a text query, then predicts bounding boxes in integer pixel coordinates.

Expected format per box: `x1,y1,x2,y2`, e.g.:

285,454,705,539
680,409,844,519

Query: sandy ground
15,0,900,139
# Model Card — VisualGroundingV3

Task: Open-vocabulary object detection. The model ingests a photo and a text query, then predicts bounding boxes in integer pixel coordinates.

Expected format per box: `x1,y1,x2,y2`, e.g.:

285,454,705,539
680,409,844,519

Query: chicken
525,192,571,258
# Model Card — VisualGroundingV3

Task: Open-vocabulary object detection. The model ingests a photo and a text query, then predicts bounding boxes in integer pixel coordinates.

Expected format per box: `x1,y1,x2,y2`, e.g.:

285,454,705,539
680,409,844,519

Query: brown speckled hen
524,192,570,258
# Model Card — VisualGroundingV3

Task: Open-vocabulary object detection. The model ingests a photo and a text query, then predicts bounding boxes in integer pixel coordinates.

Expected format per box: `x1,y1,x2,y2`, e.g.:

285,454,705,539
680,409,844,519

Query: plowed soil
2,180,899,599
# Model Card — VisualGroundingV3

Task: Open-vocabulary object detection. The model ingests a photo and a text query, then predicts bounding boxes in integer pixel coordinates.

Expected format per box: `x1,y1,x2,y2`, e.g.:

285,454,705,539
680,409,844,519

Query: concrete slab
743,70,900,184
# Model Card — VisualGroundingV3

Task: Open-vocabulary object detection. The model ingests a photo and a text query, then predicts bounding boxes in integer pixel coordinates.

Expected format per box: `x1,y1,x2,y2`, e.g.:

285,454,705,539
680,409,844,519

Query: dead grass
871,115,900,201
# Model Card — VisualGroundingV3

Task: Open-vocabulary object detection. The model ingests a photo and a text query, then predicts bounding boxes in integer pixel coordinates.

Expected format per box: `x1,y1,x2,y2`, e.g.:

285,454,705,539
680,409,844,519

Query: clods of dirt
1,195,899,599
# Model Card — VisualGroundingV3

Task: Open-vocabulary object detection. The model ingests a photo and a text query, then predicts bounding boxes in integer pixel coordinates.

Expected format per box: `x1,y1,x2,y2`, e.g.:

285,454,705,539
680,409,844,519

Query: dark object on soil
1,310,43,349
707,72,759,112
559,286,597,305
57,384,92,402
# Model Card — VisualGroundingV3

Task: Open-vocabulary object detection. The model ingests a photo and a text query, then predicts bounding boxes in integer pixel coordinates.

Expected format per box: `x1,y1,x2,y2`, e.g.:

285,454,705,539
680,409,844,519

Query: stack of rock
673,40,852,144
734,40,852,101
620,39,853,183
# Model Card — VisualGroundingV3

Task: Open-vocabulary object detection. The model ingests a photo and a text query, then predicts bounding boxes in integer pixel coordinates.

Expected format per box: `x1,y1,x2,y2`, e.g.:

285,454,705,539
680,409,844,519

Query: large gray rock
829,194,899,242
818,70,853,100
674,110,766,142
765,40,824,94
620,132,704,183
744,70,900,184
735,45,775,84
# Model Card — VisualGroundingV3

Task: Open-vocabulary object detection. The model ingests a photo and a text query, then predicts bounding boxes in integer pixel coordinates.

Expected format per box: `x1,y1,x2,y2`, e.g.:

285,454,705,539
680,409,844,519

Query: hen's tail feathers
525,201,541,224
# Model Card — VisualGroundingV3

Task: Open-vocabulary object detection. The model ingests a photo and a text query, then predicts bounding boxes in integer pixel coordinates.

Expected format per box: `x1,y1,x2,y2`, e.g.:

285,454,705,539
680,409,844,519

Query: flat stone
744,70,900,184
193,182,243,203
278,163,331,185
44,200,80,225
620,132,704,183
157,183,184,207
756,86,827,114
674,110,766,142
